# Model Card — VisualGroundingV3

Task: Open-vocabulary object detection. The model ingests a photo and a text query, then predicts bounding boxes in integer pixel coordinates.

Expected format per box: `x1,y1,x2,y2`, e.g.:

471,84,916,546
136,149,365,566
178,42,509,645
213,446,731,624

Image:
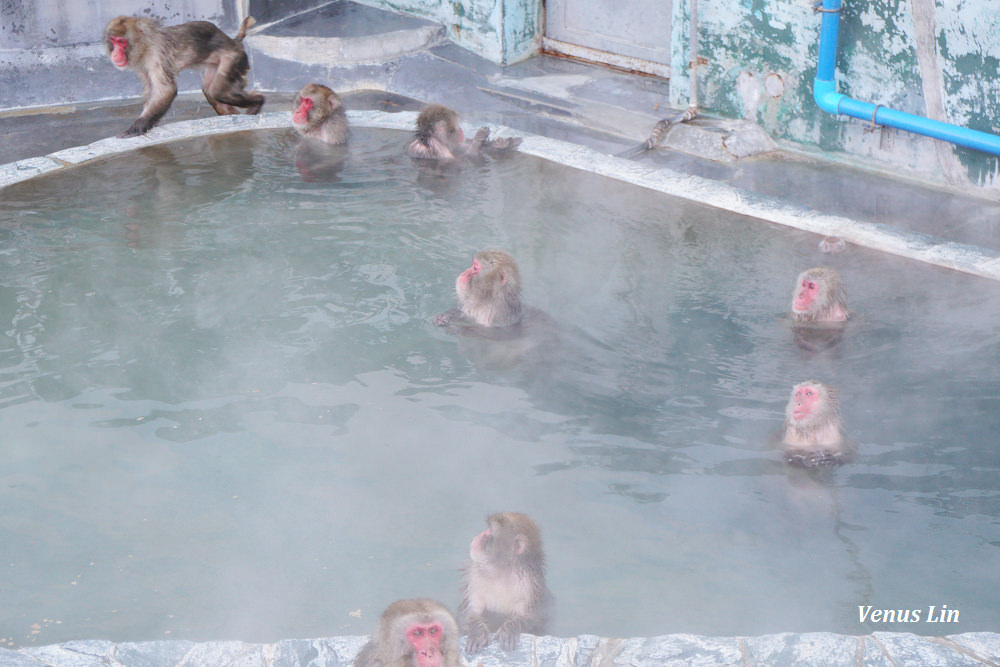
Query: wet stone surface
2,632,999,666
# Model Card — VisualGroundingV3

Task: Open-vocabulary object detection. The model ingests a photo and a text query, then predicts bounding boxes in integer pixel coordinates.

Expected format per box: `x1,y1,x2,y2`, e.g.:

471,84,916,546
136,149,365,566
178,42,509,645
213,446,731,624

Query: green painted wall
669,0,1000,189
354,0,542,65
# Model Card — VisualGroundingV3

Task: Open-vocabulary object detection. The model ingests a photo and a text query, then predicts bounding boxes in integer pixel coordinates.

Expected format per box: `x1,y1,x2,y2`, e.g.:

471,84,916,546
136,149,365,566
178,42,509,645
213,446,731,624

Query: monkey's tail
615,108,697,158
236,16,256,42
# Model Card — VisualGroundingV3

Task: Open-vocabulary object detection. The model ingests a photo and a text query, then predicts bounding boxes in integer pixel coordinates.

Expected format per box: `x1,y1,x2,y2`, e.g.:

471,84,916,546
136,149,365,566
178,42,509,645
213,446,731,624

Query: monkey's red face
792,385,819,421
292,96,314,125
109,35,129,68
793,278,819,312
405,622,443,667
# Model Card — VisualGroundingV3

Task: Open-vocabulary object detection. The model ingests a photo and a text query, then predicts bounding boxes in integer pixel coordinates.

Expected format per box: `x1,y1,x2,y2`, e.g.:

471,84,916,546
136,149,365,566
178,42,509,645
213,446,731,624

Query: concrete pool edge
2,110,999,282
4,630,1000,666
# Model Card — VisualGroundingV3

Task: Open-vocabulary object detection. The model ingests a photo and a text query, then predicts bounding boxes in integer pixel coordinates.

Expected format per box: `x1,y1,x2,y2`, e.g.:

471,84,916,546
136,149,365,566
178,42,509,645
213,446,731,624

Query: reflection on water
1,128,999,646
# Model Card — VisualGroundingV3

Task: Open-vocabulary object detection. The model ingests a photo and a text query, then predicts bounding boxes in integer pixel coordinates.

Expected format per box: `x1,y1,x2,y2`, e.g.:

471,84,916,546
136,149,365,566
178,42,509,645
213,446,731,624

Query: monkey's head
105,17,133,69
457,250,521,298
791,267,844,320
454,250,524,327
416,104,464,149
470,512,544,569
378,599,458,667
785,380,839,427
292,83,342,129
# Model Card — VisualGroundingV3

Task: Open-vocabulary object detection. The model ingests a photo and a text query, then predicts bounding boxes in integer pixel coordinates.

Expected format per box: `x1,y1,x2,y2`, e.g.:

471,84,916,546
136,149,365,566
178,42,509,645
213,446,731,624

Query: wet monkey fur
408,104,522,161
354,599,462,667
460,512,552,653
790,267,849,323
435,250,524,328
782,380,850,467
292,83,349,145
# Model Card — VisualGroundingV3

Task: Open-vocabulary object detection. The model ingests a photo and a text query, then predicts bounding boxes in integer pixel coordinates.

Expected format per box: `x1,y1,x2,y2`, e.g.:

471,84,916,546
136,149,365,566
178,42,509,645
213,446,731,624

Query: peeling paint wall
353,0,542,64
669,0,1000,192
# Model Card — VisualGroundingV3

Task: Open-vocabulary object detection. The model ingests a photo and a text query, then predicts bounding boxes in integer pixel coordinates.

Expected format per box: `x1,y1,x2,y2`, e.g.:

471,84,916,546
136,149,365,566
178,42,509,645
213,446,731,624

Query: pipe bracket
865,105,884,133
812,2,841,13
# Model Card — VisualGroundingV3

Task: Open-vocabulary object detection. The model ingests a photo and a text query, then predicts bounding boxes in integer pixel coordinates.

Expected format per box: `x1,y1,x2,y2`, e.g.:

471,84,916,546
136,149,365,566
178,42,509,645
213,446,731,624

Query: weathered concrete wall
352,0,542,64
0,0,237,110
669,0,1000,193
0,0,235,48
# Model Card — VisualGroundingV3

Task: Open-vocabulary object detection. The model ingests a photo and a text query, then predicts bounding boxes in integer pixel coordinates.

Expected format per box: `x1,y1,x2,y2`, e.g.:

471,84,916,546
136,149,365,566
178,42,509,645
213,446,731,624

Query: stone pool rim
4,630,1000,666
2,109,999,282
2,111,999,665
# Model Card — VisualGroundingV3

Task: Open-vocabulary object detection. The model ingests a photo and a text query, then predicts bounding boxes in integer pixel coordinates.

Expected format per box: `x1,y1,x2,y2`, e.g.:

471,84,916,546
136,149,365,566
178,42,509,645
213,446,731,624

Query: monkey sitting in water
790,267,849,323
789,266,850,352
290,83,349,181
781,380,852,468
433,250,556,371
408,105,522,162
436,250,524,329
292,83,348,145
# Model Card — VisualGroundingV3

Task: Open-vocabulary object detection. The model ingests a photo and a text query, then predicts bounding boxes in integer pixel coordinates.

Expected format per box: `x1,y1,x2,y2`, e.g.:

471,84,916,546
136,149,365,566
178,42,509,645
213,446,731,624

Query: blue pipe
813,0,1000,156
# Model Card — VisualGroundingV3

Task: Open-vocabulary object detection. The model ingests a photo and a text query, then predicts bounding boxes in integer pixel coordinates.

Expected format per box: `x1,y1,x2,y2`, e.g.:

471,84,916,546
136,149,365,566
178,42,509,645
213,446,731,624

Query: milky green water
1,128,998,647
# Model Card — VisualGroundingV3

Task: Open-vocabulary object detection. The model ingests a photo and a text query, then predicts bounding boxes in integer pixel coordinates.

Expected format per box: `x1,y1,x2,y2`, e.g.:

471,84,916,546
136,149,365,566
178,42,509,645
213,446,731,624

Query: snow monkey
292,83,348,145
435,250,524,329
105,15,264,137
790,267,849,323
460,512,552,653
407,104,522,161
354,599,462,667
782,380,849,467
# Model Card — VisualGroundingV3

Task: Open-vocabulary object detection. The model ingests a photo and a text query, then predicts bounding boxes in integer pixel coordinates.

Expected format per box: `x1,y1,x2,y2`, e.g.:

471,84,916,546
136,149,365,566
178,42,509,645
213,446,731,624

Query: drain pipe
814,0,1000,156
688,0,699,114
618,0,699,157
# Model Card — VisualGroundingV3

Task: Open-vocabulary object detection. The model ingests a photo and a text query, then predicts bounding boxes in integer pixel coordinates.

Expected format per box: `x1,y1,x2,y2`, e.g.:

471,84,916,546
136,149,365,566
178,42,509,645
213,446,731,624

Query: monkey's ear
513,535,528,555
498,271,508,285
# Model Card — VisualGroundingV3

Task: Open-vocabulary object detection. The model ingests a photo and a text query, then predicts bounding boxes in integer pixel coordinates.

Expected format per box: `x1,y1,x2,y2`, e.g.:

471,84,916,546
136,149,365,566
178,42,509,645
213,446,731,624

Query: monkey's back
163,21,246,72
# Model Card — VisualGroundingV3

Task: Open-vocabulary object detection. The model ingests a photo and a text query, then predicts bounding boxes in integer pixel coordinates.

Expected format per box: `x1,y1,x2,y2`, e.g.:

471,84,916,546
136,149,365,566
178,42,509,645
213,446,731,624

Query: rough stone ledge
2,111,1000,282
2,632,999,667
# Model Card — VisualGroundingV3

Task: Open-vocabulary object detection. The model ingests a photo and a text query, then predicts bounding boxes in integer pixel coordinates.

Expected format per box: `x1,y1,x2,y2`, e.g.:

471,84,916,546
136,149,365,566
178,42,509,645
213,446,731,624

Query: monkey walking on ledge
105,15,265,137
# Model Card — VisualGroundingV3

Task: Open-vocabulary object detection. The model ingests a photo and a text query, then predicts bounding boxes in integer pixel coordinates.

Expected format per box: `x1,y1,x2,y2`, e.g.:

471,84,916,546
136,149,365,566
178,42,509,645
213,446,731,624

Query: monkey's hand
484,136,523,154
434,308,462,327
120,117,155,138
464,619,491,655
496,618,523,651
472,127,491,145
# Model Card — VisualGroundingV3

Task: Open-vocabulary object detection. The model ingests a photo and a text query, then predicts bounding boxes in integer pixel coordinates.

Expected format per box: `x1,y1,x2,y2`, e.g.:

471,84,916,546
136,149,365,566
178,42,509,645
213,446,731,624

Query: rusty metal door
544,0,672,77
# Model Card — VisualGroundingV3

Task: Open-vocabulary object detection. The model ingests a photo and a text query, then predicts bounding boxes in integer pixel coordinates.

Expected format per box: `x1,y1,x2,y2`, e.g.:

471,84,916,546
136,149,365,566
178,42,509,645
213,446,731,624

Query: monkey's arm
125,73,177,137
461,127,491,159
483,136,523,155
408,137,455,160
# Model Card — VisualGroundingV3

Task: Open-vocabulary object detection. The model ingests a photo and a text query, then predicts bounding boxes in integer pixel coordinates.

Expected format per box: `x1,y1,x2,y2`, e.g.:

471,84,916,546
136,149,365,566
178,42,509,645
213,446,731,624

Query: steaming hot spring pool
1,124,999,647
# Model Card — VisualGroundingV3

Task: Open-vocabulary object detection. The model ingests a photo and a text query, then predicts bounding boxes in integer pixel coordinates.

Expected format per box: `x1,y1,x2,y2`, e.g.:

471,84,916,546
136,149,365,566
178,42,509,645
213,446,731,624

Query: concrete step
247,1,445,66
